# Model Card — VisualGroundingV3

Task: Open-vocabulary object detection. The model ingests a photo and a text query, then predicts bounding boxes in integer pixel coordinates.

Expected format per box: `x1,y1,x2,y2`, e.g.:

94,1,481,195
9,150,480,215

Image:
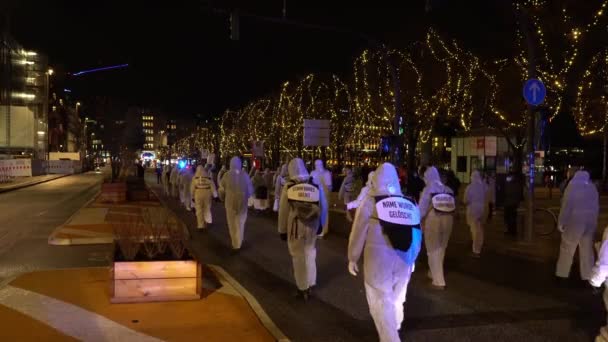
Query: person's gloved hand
279,233,287,241
348,261,359,276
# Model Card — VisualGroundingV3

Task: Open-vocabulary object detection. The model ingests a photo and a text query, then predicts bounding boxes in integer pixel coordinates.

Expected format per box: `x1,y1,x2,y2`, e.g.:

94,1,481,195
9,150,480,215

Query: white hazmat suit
419,166,455,288
216,166,227,187
347,171,375,210
191,166,218,229
556,170,598,280
278,158,327,296
170,166,180,198
348,163,422,342
339,168,356,222
183,167,195,211
590,227,608,341
219,157,253,250
311,160,332,235
273,164,288,212
464,171,487,256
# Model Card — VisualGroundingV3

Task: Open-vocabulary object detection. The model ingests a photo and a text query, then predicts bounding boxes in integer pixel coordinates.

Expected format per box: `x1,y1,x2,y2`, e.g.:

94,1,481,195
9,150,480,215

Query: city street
0,172,108,284
145,173,605,341
0,171,604,341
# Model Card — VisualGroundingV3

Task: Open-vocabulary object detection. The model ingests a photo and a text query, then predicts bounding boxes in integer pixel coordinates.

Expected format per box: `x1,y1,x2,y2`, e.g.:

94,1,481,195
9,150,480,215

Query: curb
0,174,69,194
209,265,290,342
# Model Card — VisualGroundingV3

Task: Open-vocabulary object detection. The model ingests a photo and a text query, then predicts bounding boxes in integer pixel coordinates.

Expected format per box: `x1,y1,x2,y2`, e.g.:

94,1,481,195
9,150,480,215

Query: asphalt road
146,173,605,342
0,172,109,285
0,171,604,341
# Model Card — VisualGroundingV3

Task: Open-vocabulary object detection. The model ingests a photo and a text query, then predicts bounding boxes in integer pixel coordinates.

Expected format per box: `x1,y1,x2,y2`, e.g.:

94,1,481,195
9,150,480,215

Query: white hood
371,163,402,196
288,158,309,182
230,156,242,175
314,159,325,172
424,166,442,186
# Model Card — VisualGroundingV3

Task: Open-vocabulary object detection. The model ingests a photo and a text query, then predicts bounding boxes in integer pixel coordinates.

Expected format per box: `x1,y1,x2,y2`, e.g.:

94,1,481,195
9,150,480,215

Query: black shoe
555,276,569,288
295,288,310,301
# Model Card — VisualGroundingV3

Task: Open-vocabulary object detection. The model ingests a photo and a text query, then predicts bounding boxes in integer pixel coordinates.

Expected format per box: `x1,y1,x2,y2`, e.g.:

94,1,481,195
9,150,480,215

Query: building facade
0,31,49,160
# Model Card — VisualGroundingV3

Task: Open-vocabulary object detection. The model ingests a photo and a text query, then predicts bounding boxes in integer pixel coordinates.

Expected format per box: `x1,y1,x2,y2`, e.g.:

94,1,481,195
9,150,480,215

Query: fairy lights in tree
574,49,608,135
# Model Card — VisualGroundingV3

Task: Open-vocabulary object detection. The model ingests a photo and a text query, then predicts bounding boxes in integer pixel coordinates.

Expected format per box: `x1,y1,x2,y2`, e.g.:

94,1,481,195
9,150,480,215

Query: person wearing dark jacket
406,169,425,203
503,172,523,236
446,170,461,198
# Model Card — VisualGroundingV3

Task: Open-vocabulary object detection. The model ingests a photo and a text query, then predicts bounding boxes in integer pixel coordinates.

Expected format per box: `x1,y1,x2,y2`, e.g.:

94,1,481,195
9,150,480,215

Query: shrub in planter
111,208,200,303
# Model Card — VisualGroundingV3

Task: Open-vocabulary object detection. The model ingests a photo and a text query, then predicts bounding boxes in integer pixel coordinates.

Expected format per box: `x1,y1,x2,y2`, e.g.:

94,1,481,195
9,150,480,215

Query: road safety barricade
0,159,33,177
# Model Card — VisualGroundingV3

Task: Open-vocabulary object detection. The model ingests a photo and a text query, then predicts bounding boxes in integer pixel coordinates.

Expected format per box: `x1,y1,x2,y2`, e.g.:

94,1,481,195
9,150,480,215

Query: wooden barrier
111,260,201,303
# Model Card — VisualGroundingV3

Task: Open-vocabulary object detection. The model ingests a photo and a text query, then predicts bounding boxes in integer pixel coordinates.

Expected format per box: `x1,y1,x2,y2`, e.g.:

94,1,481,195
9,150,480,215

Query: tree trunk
406,130,418,170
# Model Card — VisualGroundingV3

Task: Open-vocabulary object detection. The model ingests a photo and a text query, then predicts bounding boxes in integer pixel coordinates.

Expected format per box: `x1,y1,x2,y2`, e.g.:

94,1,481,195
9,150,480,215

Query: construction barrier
0,159,33,177
47,160,83,174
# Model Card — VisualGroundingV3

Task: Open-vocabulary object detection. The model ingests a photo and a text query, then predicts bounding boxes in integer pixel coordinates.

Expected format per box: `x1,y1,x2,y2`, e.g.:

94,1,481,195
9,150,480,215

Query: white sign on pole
252,141,264,157
485,136,497,157
303,119,330,147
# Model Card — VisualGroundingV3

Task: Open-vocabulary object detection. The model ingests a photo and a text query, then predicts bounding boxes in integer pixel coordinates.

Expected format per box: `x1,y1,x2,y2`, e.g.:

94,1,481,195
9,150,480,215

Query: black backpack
287,179,321,233
374,195,421,252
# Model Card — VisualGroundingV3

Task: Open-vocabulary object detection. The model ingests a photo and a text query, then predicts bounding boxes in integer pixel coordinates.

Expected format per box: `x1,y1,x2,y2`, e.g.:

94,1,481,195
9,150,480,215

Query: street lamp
47,68,54,76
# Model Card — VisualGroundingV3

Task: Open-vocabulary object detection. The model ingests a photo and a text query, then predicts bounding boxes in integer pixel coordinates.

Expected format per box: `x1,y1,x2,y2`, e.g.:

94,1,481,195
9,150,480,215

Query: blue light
72,64,129,76
178,160,186,169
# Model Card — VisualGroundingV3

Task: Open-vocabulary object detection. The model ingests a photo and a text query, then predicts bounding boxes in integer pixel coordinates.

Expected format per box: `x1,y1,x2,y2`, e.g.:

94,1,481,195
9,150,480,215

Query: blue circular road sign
523,79,546,106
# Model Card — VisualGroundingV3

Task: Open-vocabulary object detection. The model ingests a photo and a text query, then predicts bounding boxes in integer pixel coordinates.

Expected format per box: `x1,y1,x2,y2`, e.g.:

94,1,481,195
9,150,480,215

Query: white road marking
0,285,164,342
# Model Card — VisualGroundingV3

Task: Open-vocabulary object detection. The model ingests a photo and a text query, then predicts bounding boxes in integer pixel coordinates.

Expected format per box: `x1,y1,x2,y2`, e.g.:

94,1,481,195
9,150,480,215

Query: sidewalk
0,266,282,342
0,174,67,193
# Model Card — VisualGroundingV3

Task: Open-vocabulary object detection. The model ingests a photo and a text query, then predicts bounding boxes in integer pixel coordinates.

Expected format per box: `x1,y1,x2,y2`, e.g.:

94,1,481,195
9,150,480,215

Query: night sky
4,1,519,118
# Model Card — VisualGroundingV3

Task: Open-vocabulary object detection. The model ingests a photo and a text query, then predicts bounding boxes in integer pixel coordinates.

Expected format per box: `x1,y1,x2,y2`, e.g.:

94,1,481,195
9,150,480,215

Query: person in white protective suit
590,226,608,341
464,171,487,258
219,157,254,250
278,158,327,300
163,165,172,196
191,165,218,229
348,163,422,342
181,166,194,211
177,167,187,206
419,166,456,289
311,160,333,235
556,170,599,281
273,164,288,212
170,165,180,198
347,171,375,210
339,167,356,222
216,165,227,186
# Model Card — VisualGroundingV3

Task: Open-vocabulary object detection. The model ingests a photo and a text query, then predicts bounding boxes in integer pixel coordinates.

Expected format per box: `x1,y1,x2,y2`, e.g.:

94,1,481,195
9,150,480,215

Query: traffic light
230,10,240,41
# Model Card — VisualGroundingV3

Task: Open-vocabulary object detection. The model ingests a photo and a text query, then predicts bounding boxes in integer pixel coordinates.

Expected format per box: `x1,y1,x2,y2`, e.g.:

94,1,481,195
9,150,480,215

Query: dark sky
5,0,516,118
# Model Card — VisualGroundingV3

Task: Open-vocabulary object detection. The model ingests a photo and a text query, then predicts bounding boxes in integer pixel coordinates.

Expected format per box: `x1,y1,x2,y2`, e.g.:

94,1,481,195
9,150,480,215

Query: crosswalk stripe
0,285,163,342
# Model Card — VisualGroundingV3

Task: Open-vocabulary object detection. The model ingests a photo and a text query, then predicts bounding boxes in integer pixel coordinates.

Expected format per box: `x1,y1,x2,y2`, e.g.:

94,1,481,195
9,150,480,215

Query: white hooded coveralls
311,160,332,234
590,227,608,341
179,168,194,209
348,163,422,342
163,166,172,196
556,170,598,280
419,166,454,287
347,171,375,210
464,171,487,254
278,158,327,291
273,164,288,212
170,166,180,198
191,166,218,229
219,157,253,249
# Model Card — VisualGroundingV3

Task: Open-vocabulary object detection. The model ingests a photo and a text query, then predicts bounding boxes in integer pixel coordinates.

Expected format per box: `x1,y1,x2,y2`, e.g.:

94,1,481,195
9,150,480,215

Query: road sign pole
520,9,537,243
